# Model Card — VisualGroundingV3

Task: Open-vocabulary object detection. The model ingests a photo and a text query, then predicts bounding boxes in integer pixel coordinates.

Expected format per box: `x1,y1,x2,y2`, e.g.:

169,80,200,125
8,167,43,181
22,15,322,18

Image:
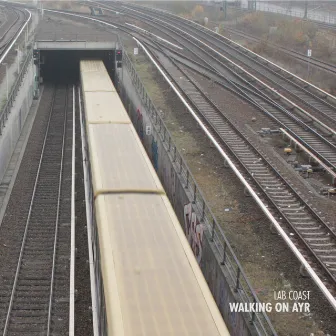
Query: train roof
80,59,116,92
96,193,228,335
83,91,130,124
80,59,230,336
87,124,164,195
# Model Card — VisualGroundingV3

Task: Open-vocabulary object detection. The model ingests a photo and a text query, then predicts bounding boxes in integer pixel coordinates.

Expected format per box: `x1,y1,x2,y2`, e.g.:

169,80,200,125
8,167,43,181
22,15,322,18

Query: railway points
218,26,336,76
134,36,336,304
0,1,336,335
0,6,31,63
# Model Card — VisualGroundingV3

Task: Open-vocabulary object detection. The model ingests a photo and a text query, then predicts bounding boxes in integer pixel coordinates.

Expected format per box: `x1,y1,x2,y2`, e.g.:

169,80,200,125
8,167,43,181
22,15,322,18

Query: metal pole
4,63,9,100
17,47,20,74
222,0,227,19
6,64,8,100
304,0,308,19
307,46,311,80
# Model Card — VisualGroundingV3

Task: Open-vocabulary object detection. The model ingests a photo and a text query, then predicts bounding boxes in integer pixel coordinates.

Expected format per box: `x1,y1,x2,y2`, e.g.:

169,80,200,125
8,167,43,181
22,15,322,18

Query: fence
121,48,277,336
0,12,37,135
251,2,336,25
0,50,33,135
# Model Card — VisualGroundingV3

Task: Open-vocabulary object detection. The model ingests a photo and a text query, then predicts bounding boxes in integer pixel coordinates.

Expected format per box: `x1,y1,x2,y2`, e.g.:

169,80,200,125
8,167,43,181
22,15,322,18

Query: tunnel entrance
40,50,115,83
34,41,117,84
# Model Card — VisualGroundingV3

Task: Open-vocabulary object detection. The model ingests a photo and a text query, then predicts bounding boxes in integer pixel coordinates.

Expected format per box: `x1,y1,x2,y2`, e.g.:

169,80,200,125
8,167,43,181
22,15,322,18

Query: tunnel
34,41,118,84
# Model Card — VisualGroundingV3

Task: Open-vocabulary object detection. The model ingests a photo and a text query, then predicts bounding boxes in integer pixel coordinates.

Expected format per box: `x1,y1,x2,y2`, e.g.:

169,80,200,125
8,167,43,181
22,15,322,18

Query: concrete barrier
0,60,34,182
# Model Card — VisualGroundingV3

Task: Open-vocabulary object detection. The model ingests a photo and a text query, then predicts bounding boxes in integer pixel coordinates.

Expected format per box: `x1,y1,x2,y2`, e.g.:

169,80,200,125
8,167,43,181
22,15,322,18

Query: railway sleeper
11,310,47,317
8,315,46,323
301,231,327,236
296,225,324,230
309,241,334,245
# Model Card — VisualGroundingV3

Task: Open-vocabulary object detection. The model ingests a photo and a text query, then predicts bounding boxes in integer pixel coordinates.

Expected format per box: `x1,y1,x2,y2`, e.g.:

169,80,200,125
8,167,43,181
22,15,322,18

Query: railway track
145,42,336,295
93,2,336,178
0,6,26,57
0,7,19,40
116,4,336,129
100,2,336,131
147,37,336,171
0,85,73,335
110,18,336,184
0,7,9,30
220,25,336,75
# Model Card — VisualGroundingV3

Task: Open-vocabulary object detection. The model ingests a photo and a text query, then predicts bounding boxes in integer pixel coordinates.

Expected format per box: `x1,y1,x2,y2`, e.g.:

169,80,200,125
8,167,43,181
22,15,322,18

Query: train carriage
80,59,230,336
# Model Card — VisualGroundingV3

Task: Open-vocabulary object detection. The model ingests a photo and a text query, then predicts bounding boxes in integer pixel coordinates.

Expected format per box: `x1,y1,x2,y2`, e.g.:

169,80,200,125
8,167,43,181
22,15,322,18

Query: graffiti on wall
171,167,176,205
136,108,144,141
151,138,158,171
122,69,250,336
202,239,249,336
219,276,248,336
184,203,204,264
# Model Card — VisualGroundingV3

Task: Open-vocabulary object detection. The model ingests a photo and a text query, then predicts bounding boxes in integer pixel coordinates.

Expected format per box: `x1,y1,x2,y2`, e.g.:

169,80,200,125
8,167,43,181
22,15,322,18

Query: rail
122,43,277,336
146,39,336,296
119,4,336,137
145,38,336,174
2,85,68,335
280,127,336,185
129,37,336,312
0,8,20,46
157,6,336,105
39,1,336,315
44,9,118,29
69,85,76,336
0,8,31,64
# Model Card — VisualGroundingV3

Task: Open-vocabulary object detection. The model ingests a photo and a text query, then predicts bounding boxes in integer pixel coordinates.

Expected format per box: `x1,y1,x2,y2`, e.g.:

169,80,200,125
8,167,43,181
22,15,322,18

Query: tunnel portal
34,41,118,84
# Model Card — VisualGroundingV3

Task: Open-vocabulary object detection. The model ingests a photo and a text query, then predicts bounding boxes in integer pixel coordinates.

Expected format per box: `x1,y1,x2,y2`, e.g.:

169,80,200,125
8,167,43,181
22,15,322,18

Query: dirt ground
124,38,336,336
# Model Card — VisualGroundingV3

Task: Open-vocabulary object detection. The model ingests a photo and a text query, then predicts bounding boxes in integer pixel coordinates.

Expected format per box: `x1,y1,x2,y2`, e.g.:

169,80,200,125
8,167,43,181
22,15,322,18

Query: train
79,59,230,335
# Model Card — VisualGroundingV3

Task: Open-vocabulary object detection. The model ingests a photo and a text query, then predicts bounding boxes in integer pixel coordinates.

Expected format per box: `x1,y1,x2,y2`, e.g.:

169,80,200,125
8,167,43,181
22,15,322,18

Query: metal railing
36,33,114,42
121,48,277,336
0,49,33,135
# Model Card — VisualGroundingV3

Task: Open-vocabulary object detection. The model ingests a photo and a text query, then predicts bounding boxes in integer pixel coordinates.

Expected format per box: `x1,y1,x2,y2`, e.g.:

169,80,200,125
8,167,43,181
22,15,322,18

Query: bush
191,5,204,22
238,12,318,49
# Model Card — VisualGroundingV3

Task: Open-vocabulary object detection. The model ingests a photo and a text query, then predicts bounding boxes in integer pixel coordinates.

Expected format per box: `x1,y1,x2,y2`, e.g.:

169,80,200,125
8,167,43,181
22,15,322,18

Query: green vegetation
238,12,317,46
235,11,336,63
127,50,164,104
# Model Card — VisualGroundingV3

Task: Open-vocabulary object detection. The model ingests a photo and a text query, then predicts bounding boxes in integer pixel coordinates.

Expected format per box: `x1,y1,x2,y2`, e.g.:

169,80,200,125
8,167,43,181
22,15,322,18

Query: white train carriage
80,59,230,336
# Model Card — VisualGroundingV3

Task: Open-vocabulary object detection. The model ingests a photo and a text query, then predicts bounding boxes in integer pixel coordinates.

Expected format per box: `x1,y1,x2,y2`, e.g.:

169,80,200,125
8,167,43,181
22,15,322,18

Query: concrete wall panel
0,62,34,182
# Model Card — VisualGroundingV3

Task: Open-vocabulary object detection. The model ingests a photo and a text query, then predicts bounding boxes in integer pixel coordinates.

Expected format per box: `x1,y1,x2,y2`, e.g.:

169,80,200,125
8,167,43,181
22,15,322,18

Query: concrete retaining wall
0,61,34,182
116,64,253,336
